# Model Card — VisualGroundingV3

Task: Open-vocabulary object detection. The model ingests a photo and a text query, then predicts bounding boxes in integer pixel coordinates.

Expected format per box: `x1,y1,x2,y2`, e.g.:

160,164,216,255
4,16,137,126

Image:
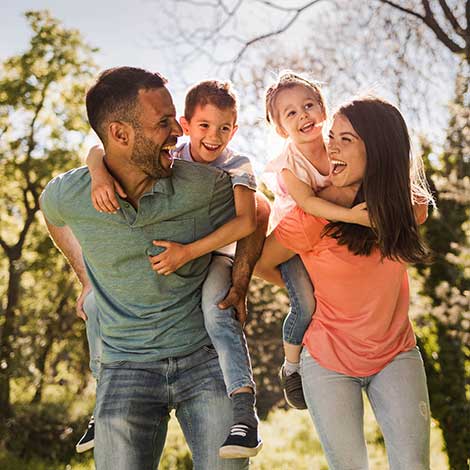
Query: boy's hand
350,202,371,227
91,170,127,214
149,240,192,275
218,286,247,326
76,283,92,321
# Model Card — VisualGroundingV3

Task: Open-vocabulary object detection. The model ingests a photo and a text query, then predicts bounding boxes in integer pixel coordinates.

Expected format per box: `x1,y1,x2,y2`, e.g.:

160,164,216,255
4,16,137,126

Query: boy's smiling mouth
202,142,221,152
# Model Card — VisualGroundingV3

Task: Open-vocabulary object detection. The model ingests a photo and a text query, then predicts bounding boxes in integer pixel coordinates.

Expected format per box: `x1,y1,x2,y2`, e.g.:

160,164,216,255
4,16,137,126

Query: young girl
257,71,370,409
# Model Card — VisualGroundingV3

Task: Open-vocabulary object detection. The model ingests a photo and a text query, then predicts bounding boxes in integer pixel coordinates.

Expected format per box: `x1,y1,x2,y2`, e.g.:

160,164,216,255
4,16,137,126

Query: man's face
179,104,238,164
130,87,182,178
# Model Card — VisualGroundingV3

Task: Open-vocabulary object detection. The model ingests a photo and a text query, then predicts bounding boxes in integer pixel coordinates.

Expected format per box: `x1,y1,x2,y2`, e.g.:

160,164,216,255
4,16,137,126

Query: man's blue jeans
84,291,101,380
300,347,431,470
94,345,249,470
202,254,255,395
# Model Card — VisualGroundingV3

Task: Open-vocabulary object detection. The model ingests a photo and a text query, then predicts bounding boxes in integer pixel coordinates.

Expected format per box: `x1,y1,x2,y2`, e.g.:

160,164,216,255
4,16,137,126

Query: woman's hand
149,240,192,275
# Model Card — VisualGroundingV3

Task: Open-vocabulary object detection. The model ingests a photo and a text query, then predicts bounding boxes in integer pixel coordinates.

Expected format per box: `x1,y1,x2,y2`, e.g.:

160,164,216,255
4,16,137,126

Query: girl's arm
281,169,370,227
253,232,295,287
86,145,126,213
150,185,256,275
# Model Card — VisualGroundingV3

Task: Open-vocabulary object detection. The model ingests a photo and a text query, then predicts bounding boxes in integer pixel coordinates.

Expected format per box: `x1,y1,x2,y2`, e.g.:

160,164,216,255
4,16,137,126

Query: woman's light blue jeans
279,255,316,345
202,254,255,395
300,347,431,470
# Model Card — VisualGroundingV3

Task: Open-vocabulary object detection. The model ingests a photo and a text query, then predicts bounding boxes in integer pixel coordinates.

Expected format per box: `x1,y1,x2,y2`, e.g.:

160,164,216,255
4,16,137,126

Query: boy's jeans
279,255,316,345
84,291,101,380
95,346,249,470
300,347,431,470
202,254,255,395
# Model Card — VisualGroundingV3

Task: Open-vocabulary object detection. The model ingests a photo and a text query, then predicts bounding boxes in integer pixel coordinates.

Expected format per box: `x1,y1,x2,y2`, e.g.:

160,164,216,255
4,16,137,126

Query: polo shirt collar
150,176,174,196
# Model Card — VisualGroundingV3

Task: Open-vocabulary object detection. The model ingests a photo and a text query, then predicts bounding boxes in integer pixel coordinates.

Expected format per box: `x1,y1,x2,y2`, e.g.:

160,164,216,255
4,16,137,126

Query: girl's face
274,85,325,145
327,113,367,188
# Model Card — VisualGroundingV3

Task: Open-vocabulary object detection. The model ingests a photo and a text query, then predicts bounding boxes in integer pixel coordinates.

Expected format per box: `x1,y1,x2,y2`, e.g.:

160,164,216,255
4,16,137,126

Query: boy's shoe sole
76,439,95,453
219,441,263,459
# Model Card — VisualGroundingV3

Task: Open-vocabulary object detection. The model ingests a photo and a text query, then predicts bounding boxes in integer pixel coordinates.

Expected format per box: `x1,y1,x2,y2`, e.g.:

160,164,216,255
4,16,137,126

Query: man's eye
159,120,169,127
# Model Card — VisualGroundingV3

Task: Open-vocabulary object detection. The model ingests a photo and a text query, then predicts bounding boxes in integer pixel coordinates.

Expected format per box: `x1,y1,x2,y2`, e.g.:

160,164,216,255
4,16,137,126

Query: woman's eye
342,137,352,143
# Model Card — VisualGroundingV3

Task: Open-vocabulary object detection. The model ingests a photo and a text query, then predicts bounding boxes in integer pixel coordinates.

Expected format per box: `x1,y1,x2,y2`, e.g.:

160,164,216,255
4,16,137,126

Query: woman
256,96,433,470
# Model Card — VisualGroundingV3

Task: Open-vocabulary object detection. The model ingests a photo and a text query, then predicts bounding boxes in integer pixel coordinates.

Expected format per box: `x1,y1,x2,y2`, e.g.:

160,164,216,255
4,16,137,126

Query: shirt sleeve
224,154,257,191
39,176,66,227
208,170,236,230
274,206,325,253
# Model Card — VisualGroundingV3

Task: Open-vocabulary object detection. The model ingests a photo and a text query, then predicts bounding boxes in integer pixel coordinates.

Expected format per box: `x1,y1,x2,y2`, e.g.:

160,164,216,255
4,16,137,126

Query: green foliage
0,9,96,425
414,61,470,470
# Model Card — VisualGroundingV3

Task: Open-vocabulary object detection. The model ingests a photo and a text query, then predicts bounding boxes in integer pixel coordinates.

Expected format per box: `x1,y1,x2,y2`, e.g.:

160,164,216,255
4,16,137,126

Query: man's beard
130,131,172,179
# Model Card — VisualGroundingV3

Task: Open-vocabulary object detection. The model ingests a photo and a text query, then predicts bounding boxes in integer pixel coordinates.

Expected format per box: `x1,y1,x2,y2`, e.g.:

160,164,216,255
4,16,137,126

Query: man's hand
218,286,248,326
76,283,93,321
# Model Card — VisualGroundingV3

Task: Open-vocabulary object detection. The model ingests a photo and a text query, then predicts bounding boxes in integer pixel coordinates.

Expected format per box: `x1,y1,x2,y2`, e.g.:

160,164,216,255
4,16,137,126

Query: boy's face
179,104,238,163
275,85,325,146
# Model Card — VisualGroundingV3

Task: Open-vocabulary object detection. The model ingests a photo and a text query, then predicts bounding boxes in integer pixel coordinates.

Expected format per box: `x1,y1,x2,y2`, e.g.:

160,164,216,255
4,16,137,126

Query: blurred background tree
0,9,96,459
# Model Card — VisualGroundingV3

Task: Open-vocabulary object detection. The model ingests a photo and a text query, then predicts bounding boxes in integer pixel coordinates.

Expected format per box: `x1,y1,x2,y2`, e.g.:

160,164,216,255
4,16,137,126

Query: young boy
81,80,262,459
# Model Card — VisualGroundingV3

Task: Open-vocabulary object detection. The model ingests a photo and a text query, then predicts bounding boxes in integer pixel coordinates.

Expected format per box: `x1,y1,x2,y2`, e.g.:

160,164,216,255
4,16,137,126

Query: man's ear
108,121,132,147
179,116,191,136
275,124,289,139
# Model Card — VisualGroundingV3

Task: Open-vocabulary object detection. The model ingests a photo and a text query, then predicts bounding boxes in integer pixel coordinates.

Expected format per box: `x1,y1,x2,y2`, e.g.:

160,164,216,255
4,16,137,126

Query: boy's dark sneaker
76,416,95,453
219,423,263,459
279,365,308,410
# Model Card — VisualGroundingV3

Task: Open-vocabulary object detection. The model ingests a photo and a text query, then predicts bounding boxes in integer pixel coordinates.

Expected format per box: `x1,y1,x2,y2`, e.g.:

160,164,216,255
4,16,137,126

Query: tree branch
437,0,465,36
378,0,425,20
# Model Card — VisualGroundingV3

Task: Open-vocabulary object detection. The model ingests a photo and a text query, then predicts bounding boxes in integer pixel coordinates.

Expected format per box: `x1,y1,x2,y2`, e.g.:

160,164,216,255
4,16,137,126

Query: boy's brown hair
184,80,238,123
265,71,326,127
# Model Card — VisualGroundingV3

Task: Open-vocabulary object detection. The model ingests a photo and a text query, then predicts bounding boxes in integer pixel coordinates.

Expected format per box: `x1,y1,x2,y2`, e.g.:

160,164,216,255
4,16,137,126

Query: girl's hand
350,202,371,227
149,240,192,275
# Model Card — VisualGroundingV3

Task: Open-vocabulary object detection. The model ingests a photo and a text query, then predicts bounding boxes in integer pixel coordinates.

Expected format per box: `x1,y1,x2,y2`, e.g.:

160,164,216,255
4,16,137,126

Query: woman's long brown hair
323,97,433,264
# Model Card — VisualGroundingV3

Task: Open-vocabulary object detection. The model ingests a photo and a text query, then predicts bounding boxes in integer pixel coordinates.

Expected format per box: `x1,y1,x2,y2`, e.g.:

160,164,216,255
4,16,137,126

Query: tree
0,10,96,421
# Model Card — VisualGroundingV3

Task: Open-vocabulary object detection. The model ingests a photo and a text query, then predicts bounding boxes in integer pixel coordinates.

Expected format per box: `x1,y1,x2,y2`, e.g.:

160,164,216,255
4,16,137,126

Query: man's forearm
231,192,270,292
43,216,90,287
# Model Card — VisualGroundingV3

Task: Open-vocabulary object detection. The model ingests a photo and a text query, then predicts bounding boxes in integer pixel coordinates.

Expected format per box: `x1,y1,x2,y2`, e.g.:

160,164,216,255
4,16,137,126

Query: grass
1,393,449,470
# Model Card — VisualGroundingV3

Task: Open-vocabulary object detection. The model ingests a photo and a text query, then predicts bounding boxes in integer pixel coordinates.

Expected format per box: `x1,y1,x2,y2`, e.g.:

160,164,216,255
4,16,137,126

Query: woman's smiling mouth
331,159,347,174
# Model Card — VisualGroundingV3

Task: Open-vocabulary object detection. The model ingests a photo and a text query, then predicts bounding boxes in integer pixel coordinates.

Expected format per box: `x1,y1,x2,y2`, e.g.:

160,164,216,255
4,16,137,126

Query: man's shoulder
43,166,90,196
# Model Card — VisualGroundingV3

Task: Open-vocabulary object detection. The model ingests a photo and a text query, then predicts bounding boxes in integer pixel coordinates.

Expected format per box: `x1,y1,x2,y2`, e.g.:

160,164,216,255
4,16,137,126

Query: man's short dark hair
86,66,167,143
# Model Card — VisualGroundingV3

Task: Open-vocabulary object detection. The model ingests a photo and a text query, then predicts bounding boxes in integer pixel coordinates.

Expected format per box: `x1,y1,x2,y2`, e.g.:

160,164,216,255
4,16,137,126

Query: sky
1,1,455,173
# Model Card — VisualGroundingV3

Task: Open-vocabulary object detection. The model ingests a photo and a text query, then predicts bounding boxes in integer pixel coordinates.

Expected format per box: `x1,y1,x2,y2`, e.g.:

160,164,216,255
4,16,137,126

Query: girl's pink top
263,140,330,229
274,207,418,377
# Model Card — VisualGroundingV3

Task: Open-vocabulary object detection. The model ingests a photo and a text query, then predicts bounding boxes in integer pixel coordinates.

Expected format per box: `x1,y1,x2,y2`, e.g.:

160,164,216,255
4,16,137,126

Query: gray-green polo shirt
40,159,235,363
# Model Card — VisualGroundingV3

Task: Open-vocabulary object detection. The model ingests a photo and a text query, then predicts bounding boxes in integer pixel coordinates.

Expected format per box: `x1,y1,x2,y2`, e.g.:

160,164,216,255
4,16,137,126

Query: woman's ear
179,116,191,136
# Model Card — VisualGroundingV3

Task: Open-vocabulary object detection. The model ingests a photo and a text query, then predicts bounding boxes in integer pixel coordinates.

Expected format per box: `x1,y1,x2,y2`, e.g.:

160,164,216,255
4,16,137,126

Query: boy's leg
367,347,430,470
202,255,255,397
279,255,315,409
175,346,249,469
300,349,369,470
201,255,260,457
94,361,171,470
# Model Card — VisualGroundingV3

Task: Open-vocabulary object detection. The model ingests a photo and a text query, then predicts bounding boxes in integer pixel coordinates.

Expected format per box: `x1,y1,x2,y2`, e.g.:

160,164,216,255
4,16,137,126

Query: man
40,66,267,469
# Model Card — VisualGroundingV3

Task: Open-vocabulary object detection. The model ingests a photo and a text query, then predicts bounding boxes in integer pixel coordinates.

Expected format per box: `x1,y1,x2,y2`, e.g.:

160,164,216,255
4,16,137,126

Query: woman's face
327,113,367,188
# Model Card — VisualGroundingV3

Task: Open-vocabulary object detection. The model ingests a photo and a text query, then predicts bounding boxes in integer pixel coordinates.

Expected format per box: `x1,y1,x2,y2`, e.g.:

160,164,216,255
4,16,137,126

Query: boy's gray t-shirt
40,160,236,363
174,142,257,256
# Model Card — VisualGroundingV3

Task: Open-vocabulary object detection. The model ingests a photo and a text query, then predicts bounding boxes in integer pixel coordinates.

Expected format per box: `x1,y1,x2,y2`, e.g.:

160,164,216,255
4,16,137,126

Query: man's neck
104,155,156,209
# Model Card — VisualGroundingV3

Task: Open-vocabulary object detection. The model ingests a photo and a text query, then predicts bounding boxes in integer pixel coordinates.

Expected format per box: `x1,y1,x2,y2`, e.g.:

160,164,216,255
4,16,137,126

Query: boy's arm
281,169,370,227
150,185,256,275
86,145,126,213
41,214,92,321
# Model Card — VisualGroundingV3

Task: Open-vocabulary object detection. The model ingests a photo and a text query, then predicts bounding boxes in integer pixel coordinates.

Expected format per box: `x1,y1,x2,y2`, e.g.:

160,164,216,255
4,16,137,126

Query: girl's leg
300,349,369,470
278,255,316,409
279,255,316,363
366,347,430,470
